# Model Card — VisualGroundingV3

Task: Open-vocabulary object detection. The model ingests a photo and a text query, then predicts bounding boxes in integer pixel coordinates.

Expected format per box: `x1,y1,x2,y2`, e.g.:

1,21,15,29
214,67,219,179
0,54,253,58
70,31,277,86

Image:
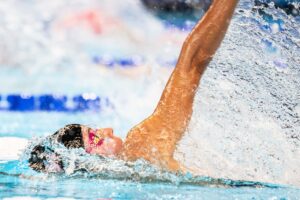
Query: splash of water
175,0,300,186
19,137,282,188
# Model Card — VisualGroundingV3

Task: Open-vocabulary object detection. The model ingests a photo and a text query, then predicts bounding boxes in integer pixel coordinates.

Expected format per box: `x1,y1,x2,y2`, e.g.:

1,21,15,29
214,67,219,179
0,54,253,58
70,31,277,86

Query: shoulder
120,118,176,164
120,124,181,171
120,125,151,161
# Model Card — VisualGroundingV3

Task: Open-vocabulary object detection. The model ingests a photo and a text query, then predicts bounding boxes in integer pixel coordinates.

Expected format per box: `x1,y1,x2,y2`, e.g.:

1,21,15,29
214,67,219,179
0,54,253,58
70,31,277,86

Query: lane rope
0,94,112,112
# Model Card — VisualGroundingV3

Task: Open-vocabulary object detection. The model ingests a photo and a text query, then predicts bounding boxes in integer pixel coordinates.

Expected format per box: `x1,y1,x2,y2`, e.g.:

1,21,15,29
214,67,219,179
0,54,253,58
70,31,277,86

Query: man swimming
29,0,239,173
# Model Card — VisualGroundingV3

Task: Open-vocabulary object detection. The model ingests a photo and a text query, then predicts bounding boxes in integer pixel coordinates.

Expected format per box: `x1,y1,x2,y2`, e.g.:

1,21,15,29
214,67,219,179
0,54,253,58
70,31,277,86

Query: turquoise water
1,157,300,199
1,162,298,200
0,0,300,199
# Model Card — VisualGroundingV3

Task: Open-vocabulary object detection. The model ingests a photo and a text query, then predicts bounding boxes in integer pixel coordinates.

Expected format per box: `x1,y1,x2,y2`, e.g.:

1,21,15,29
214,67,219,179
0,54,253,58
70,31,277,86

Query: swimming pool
1,0,300,199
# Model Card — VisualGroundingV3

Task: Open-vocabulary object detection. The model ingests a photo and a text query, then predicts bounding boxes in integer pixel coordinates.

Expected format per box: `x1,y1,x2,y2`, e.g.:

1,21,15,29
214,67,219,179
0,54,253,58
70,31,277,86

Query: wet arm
122,0,239,170
178,0,239,73
151,0,240,150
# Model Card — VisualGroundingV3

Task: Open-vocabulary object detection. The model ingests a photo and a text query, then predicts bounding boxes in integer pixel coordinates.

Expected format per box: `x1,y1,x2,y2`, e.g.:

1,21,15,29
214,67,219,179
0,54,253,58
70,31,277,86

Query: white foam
0,137,28,161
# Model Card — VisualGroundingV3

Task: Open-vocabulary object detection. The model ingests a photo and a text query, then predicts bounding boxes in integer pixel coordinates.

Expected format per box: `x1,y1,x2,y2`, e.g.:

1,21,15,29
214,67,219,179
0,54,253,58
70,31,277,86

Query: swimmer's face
81,126,123,156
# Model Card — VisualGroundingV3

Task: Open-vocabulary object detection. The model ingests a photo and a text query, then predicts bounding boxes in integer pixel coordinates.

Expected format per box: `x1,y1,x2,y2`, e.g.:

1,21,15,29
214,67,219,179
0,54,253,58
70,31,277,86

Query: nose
102,128,113,137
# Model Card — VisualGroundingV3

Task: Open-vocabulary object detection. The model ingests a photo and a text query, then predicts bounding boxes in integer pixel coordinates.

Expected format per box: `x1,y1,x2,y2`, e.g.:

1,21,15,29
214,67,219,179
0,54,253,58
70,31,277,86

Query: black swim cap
29,124,85,172
55,124,84,149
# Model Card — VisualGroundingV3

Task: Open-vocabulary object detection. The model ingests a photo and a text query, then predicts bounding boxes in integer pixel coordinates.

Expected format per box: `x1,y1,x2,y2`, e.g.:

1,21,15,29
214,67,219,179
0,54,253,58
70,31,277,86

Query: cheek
86,138,123,156
87,139,116,156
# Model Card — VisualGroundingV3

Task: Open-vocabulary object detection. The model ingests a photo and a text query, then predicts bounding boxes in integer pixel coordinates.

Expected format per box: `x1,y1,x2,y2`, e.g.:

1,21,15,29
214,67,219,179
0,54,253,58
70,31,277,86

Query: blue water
0,0,300,199
0,169,295,199
1,159,300,199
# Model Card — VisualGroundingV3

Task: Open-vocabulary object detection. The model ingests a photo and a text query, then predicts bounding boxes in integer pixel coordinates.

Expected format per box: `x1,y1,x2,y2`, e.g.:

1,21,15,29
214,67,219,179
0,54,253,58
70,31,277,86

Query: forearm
178,0,239,70
153,0,239,140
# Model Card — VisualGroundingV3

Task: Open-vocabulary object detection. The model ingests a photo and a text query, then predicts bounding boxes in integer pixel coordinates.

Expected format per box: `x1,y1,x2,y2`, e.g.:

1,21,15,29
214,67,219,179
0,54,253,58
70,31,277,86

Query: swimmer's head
28,124,123,172
56,124,123,156
28,124,83,172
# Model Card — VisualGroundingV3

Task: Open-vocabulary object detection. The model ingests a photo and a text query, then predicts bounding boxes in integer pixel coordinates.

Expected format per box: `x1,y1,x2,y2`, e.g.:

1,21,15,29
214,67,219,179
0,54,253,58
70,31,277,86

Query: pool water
1,163,299,199
0,0,300,199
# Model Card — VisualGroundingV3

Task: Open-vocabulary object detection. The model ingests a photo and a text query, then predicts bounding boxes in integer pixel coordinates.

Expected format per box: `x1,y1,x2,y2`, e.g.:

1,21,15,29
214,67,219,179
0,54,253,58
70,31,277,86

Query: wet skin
82,0,239,172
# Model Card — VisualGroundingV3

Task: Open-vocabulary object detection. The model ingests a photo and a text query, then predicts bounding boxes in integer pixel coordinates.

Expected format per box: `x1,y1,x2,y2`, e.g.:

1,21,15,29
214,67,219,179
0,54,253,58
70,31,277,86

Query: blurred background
0,0,298,131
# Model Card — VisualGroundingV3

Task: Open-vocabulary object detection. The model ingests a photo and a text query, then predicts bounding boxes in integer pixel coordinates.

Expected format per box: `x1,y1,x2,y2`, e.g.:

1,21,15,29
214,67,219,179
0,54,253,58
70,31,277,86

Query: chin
101,137,123,156
111,137,123,155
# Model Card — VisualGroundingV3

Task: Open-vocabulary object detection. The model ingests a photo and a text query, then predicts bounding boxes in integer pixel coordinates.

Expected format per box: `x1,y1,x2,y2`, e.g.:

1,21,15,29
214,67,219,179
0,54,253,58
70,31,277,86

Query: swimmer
29,0,239,173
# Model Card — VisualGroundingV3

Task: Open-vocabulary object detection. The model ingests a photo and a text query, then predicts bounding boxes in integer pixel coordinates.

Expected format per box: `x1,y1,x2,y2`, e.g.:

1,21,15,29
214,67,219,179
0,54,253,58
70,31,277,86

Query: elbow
192,50,213,68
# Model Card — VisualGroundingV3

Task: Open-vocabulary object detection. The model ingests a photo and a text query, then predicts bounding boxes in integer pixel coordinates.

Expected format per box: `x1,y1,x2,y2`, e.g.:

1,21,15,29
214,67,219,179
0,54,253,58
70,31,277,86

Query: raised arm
121,0,239,171
178,0,238,72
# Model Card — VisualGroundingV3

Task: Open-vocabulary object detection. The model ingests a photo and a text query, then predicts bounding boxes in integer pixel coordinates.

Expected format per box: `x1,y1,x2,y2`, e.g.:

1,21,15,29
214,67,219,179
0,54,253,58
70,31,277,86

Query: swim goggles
86,129,104,153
